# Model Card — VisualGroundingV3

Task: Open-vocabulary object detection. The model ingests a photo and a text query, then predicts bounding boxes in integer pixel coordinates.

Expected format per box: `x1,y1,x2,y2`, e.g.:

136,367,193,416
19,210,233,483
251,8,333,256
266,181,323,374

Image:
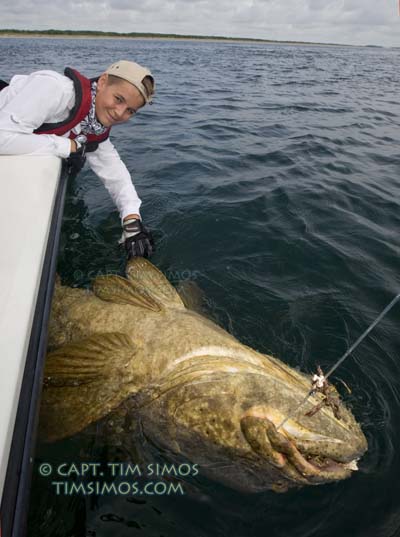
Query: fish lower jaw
243,406,363,482
281,449,359,484
342,459,359,471
265,425,359,483
241,409,365,487
304,453,359,473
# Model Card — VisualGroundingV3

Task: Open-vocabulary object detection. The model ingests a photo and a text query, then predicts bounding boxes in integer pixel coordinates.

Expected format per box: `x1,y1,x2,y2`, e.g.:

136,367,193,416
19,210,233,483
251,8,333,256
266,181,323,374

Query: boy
0,60,155,258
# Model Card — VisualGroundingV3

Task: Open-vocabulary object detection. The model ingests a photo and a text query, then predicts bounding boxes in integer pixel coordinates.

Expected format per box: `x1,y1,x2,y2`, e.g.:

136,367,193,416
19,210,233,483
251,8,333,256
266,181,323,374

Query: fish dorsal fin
126,258,185,310
39,333,141,442
92,274,161,312
176,280,205,315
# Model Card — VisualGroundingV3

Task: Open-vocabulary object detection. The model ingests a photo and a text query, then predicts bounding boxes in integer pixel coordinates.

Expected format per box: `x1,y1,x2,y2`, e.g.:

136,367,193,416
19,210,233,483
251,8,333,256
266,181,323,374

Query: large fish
39,258,367,493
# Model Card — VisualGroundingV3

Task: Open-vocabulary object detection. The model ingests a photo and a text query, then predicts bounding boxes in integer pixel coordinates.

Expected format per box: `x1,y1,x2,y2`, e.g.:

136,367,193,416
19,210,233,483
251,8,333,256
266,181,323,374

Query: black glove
120,218,155,259
66,147,86,176
65,136,87,176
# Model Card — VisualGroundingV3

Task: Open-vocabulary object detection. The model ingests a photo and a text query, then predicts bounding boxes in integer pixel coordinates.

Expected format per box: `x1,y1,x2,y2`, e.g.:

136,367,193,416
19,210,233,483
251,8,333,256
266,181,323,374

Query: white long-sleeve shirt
0,69,142,219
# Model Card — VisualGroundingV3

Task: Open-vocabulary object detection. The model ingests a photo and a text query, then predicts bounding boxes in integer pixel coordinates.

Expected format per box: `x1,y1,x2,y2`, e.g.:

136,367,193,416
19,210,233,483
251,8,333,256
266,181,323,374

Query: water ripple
6,38,399,537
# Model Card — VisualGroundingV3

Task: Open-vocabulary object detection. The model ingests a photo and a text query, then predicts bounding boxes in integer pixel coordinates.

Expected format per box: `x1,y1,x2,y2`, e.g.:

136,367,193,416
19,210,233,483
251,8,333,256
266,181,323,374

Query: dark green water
1,37,400,537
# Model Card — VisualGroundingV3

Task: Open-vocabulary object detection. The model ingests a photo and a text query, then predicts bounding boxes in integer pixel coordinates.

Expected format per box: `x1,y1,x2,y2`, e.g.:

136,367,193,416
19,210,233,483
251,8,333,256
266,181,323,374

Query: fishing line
276,292,400,431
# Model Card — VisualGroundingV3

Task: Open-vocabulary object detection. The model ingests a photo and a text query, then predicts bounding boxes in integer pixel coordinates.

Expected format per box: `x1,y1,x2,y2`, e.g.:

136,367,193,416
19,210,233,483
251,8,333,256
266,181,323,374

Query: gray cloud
0,0,399,46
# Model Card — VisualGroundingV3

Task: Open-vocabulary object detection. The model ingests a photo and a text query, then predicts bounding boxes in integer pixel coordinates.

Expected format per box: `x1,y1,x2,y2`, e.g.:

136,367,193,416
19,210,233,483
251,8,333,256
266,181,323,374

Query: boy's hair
142,76,154,100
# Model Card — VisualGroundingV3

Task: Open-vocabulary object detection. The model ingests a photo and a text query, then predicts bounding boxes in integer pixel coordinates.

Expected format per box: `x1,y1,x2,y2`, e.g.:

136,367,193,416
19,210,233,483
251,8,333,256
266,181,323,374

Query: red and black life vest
1,68,111,152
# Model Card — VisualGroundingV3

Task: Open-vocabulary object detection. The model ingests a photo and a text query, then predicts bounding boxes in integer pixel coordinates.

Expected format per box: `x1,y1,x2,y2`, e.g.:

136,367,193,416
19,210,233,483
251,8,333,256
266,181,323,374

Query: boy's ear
97,73,108,89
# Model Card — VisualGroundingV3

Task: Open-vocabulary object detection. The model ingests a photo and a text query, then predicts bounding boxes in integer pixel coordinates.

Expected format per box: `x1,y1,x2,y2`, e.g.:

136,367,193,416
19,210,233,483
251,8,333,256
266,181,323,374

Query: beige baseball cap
105,60,155,104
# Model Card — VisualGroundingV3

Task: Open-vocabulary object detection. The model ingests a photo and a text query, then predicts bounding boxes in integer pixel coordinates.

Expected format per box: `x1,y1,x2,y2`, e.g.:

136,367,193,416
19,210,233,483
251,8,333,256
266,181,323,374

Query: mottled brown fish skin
39,258,367,493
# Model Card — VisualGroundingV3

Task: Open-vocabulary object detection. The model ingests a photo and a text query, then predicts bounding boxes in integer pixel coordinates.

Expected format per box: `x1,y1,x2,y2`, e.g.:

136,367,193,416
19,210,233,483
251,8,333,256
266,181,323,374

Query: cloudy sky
1,0,400,47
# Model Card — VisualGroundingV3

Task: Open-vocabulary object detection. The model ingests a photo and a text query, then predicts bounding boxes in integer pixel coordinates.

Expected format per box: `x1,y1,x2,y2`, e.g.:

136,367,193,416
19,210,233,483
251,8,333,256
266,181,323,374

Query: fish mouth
241,407,364,486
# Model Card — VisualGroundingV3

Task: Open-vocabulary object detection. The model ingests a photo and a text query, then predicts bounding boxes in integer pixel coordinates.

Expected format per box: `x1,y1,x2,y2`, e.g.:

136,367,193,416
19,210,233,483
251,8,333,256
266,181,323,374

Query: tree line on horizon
0,28,334,46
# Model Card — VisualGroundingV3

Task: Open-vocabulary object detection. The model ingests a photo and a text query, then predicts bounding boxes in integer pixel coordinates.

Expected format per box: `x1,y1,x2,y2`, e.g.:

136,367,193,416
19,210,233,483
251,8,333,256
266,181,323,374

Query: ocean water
1,37,400,537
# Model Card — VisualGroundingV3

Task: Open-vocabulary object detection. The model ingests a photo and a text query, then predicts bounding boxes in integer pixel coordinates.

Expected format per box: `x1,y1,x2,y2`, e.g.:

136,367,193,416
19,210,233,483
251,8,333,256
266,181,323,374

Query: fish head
139,345,367,493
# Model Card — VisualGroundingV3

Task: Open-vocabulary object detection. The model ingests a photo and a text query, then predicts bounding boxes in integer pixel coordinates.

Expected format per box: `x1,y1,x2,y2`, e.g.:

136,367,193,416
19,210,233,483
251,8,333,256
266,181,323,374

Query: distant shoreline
0,30,350,47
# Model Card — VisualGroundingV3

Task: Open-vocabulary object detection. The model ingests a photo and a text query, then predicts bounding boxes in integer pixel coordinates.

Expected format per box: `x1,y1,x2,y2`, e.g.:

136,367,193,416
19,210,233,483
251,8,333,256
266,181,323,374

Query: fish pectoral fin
43,333,136,386
92,274,161,312
126,257,185,310
40,333,141,442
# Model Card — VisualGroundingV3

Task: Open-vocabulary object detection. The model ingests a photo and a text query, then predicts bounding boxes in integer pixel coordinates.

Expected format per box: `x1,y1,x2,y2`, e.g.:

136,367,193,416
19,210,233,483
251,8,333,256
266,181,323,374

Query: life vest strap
34,68,92,135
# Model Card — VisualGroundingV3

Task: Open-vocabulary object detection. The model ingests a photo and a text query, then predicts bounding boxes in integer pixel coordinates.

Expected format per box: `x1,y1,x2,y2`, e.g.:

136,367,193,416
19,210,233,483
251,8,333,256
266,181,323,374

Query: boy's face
95,74,145,127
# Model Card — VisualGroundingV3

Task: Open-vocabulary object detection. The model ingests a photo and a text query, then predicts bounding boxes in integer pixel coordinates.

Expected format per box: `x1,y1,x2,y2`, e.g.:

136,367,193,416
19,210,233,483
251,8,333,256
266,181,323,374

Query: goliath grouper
39,258,367,493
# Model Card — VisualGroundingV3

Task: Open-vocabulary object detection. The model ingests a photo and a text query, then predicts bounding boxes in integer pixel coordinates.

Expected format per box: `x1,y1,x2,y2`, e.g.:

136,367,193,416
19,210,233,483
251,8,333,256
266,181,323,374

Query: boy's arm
0,73,72,157
86,138,142,221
